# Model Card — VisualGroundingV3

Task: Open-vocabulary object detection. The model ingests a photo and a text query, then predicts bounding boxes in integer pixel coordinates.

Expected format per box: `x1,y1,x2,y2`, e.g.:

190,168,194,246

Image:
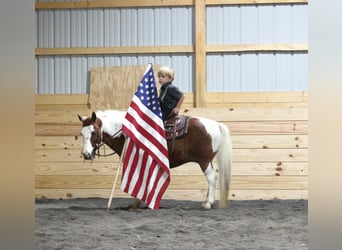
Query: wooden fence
35,91,308,201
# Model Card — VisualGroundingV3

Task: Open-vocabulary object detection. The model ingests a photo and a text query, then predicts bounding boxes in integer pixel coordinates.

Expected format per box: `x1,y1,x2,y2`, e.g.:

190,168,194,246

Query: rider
157,66,185,121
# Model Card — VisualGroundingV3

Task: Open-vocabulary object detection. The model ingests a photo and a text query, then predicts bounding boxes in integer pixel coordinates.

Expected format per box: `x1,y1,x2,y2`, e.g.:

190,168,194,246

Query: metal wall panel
137,8,154,46
206,7,224,44
171,7,193,45
240,53,258,91
55,10,70,47
258,5,276,44
205,4,308,92
104,9,121,47
88,9,104,47
292,52,307,90
293,4,308,43
71,10,87,47
206,4,308,44
206,52,307,92
240,6,258,44
37,57,54,93
54,57,71,93
223,6,241,44
35,4,307,94
37,10,54,47
71,57,88,93
154,8,172,45
275,5,292,42
258,53,277,91
121,9,138,46
36,55,194,94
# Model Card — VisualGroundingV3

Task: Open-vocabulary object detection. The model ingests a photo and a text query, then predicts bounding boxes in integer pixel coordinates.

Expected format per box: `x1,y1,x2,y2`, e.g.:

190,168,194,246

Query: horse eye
91,131,97,136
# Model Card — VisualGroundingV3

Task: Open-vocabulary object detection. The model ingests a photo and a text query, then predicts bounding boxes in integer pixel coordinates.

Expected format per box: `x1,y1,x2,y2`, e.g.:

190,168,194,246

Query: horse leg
129,198,141,210
122,198,141,210
202,162,217,209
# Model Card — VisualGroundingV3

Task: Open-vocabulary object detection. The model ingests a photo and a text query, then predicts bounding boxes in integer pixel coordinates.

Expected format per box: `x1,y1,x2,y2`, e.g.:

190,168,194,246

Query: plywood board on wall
89,64,160,110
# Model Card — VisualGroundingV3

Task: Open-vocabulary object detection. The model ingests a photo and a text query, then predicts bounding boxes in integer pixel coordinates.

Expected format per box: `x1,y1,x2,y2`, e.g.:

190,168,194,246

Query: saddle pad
164,115,190,140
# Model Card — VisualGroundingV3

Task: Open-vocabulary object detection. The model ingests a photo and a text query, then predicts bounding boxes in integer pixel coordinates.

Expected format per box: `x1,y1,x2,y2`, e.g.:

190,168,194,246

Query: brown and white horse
78,110,232,209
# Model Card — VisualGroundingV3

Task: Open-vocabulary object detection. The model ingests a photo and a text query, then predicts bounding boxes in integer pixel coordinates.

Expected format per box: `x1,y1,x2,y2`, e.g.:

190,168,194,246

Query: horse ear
91,112,97,121
77,114,84,122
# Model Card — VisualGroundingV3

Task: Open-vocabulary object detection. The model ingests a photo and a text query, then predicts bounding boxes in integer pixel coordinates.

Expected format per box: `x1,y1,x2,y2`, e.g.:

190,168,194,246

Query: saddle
164,115,190,140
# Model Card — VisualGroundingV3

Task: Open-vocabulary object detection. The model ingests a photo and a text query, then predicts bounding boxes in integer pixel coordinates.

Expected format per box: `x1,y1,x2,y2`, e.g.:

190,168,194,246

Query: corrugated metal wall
35,3,307,94
206,4,307,92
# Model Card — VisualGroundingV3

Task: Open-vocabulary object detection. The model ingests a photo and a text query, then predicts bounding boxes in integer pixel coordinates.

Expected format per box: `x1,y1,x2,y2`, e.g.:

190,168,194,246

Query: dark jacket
159,82,183,120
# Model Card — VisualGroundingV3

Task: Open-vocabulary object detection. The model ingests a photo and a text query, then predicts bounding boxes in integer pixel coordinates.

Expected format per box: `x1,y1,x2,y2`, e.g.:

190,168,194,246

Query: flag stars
133,67,163,119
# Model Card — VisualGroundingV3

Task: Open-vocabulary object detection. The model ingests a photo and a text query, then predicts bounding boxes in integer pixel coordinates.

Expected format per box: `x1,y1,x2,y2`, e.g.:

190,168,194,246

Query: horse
78,110,232,209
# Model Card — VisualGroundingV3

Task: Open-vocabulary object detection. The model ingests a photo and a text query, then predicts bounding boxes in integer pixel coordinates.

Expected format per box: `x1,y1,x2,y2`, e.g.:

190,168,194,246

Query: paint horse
78,110,232,209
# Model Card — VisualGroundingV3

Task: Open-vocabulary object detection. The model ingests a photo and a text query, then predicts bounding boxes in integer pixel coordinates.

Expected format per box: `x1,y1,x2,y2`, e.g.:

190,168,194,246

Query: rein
94,128,122,157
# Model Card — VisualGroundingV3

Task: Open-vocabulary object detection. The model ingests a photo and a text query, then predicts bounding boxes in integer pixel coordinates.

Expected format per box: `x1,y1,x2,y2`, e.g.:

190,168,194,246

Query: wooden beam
35,0,195,10
182,107,308,121
206,43,308,53
35,120,308,136
34,106,308,123
35,92,308,106
232,134,308,149
35,45,194,56
195,0,207,107
226,189,308,200
35,175,308,190
206,0,308,5
35,44,307,56
35,148,307,163
35,188,308,200
35,161,308,176
226,121,308,135
35,94,89,105
35,0,308,10
206,91,308,103
35,134,308,150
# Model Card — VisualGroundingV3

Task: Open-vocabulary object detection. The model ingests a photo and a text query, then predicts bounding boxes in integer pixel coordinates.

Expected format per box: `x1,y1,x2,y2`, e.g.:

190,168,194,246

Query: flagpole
107,137,128,210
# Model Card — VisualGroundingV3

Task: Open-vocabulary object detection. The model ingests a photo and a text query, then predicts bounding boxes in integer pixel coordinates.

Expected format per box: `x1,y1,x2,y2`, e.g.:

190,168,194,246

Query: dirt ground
35,198,307,250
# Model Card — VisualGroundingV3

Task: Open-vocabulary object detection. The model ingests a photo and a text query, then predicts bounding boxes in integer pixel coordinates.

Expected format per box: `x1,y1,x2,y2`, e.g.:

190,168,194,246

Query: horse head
78,112,103,160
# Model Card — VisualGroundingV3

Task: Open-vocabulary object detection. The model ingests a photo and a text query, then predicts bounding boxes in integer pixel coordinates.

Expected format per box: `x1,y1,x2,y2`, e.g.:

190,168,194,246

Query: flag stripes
120,64,170,209
123,96,169,169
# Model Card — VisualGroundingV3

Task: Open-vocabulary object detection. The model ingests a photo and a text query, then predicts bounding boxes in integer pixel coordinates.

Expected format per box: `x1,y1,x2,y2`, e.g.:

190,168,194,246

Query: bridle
93,128,123,157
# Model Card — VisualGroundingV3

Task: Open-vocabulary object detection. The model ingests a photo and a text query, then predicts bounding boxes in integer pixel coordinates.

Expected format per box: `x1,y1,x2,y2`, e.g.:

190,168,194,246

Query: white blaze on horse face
80,125,95,157
197,117,221,153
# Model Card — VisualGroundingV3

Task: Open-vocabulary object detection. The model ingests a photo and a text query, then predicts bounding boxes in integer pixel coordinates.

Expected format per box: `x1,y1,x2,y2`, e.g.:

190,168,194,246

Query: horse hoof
201,202,212,210
127,200,142,211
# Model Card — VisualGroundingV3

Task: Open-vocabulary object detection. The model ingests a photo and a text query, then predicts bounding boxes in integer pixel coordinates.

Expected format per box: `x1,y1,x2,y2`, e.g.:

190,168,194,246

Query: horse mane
95,110,126,138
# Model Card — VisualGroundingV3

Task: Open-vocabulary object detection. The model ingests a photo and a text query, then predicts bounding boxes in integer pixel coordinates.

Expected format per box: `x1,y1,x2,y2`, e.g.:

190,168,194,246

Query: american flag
121,64,170,209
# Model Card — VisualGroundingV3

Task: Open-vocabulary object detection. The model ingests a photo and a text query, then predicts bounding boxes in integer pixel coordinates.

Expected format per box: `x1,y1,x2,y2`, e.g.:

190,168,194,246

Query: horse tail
217,122,232,208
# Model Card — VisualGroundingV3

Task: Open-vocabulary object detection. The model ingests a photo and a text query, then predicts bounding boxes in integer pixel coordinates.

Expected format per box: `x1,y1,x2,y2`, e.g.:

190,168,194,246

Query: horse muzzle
82,150,95,160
